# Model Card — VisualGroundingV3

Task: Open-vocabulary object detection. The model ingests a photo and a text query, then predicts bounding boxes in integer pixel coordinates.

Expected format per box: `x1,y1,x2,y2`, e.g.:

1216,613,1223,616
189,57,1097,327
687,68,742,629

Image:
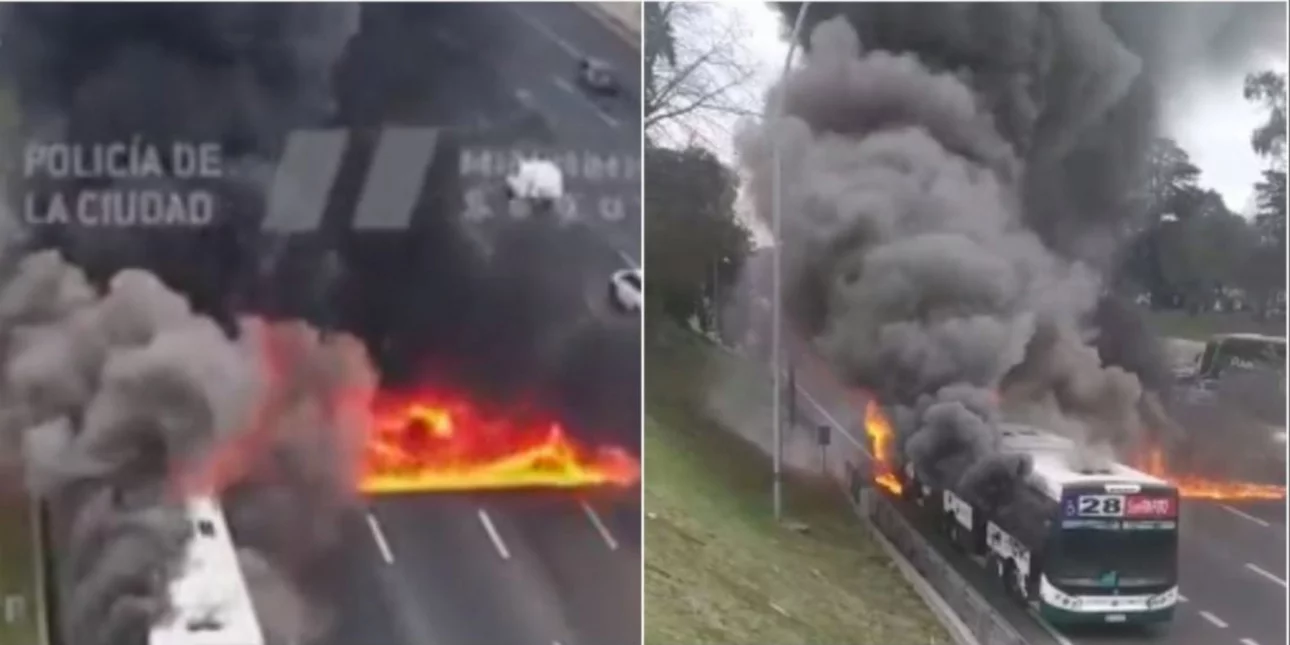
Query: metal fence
701,332,1033,645
856,488,1029,645
768,352,1031,645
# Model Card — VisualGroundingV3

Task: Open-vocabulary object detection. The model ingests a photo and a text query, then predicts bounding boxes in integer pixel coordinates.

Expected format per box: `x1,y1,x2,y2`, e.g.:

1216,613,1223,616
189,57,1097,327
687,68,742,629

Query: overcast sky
678,3,1287,229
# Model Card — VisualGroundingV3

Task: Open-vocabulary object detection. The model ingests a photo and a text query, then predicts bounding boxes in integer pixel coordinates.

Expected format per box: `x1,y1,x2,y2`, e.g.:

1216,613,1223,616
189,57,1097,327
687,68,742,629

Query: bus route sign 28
1064,493,1176,519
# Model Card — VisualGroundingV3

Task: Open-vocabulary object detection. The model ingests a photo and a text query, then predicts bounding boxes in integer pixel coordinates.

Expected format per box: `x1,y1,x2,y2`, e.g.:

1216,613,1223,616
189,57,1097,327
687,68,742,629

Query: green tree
1146,137,1202,220
1243,70,1287,316
1121,138,1206,304
1244,71,1287,165
1156,198,1256,312
643,2,758,145
644,145,752,334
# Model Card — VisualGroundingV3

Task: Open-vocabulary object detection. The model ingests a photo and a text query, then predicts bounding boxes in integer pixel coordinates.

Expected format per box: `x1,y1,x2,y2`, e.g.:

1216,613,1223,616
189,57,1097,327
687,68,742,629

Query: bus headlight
1146,588,1176,609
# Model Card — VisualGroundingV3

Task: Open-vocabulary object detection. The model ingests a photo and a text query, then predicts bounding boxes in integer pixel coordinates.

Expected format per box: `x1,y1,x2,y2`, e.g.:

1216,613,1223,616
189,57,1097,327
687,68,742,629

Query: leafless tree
645,2,761,147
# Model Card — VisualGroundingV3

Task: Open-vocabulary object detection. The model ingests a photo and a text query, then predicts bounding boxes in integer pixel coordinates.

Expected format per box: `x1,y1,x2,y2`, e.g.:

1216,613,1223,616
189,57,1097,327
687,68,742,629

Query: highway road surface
779,346,1287,645
312,4,642,645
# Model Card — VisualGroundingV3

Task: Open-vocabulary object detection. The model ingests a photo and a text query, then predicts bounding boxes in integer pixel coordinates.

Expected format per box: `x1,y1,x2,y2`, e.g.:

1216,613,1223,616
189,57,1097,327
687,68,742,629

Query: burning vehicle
736,4,1285,633
0,4,639,645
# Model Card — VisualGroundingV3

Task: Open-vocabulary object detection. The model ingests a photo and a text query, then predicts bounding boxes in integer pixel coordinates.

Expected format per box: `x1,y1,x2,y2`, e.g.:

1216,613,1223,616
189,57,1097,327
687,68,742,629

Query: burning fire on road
1136,448,1286,501
361,387,640,493
859,388,1285,502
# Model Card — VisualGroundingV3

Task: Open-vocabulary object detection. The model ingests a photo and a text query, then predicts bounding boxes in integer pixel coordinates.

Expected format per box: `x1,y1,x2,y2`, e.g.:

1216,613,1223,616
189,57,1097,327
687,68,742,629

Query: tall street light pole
771,2,811,522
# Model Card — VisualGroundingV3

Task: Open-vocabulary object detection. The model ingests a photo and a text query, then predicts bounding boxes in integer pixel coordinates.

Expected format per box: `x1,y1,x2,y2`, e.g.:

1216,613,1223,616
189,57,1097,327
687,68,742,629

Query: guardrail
696,328,1032,645
854,487,1029,645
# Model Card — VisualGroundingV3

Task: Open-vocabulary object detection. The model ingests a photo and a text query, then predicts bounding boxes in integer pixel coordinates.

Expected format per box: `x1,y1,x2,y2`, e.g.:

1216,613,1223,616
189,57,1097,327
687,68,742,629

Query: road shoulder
578,3,641,48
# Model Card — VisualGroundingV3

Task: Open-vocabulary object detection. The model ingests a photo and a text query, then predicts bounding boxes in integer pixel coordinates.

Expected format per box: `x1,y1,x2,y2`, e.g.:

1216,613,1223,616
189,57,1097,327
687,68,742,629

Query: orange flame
361,388,640,494
1137,448,1285,501
863,400,904,495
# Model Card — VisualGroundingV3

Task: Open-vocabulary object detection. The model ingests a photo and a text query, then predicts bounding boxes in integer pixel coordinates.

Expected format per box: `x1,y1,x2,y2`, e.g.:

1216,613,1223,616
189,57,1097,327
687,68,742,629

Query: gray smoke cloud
0,2,361,327
769,2,1285,387
0,250,375,645
736,13,1167,502
0,5,373,644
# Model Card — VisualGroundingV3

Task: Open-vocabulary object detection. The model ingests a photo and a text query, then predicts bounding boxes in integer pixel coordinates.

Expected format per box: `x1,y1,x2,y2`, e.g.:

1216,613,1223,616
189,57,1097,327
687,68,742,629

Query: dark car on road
577,57,622,97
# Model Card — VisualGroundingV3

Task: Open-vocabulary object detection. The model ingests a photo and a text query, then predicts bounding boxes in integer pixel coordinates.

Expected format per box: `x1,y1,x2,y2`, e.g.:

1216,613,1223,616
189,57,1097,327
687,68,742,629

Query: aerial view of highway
317,5,642,645
0,3,641,645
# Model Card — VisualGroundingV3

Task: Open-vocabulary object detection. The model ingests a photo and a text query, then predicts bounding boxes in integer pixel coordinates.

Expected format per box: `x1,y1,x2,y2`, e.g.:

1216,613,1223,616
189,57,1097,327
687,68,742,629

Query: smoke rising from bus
0,4,643,643
734,11,1182,503
0,251,374,645
735,3,1288,497
0,4,365,644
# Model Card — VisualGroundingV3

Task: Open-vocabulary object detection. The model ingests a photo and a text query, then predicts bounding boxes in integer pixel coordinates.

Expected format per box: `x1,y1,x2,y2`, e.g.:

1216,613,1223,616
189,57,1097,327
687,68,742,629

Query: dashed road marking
365,512,394,564
617,249,639,269
477,508,512,560
1222,504,1272,528
1240,638,1261,645
1244,562,1287,588
1199,610,1229,629
1178,592,1189,602
580,500,619,551
551,76,620,128
511,7,583,59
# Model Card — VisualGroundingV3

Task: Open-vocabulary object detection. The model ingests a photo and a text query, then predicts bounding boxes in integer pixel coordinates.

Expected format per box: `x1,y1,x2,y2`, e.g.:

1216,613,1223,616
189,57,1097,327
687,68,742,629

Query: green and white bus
901,424,1180,627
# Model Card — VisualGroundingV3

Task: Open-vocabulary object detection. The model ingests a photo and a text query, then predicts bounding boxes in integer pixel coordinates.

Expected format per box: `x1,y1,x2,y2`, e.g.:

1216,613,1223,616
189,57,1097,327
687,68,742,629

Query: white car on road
608,268,642,314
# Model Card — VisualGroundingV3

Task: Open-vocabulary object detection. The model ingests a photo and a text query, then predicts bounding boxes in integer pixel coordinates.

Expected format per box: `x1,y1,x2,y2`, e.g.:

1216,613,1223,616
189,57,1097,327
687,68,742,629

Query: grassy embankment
644,326,950,645
0,491,43,645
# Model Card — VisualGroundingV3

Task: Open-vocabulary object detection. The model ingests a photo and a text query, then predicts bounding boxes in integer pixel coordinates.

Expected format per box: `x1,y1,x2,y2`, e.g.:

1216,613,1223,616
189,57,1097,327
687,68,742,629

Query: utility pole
771,2,812,522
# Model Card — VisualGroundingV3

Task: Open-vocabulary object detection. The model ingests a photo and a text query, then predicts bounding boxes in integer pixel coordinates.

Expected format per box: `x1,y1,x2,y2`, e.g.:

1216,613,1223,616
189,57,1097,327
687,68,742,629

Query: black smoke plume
1,3,638,644
736,3,1285,505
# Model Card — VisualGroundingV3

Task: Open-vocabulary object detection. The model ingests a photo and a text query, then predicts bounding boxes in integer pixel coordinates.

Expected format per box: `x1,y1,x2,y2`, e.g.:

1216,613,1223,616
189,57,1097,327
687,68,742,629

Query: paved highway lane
312,5,642,645
779,345,1287,645
319,492,639,645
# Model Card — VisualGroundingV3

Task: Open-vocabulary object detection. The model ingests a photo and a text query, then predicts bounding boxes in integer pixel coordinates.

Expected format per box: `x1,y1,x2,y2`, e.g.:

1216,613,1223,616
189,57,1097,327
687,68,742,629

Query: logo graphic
262,127,639,233
1124,495,1176,518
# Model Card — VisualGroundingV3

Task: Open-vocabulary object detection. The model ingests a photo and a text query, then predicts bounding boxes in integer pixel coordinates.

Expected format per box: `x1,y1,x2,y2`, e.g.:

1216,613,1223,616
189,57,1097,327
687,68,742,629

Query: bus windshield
1047,523,1178,590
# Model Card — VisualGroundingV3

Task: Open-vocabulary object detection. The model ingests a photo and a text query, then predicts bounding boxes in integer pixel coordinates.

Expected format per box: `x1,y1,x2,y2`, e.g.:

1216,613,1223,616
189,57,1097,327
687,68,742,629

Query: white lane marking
477,508,512,560
580,500,619,551
551,76,620,128
511,8,583,59
617,249,639,270
1222,504,1272,528
1199,610,1229,629
365,512,394,564
1244,562,1288,587
1178,592,1189,602
1240,638,1261,645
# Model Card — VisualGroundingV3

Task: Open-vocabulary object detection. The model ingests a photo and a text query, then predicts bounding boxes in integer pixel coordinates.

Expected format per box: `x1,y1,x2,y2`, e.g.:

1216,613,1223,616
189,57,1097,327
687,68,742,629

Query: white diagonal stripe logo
261,129,349,233
352,127,439,231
